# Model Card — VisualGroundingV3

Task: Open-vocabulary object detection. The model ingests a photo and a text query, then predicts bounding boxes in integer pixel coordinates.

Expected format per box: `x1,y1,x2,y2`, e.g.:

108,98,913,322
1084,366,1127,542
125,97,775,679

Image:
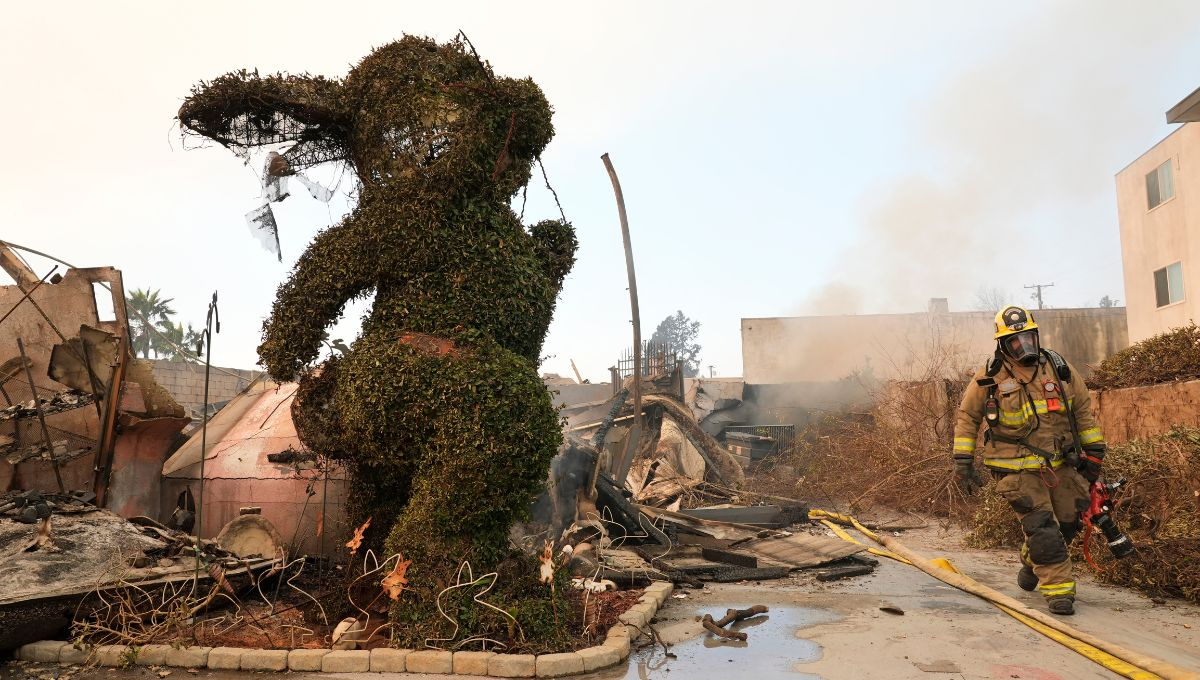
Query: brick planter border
15,582,673,678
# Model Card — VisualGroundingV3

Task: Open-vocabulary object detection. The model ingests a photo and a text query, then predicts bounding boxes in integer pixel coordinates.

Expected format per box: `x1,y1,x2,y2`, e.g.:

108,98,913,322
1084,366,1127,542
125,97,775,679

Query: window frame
1147,158,1176,210
1153,261,1185,308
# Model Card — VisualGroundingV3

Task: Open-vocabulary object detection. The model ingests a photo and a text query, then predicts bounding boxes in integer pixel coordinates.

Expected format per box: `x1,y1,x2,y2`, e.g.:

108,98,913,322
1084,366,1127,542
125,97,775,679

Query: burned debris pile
0,390,93,423
1,504,281,651
0,489,94,524
541,368,874,607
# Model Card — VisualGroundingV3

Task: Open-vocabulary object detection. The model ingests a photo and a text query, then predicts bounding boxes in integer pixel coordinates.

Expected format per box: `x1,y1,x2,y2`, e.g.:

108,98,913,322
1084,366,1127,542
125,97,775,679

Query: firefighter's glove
1078,445,1105,483
954,456,983,496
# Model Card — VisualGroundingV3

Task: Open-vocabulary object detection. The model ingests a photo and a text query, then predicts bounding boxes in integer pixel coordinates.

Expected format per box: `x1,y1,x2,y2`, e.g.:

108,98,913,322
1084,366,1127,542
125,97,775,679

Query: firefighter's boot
1047,596,1075,615
1017,565,1038,592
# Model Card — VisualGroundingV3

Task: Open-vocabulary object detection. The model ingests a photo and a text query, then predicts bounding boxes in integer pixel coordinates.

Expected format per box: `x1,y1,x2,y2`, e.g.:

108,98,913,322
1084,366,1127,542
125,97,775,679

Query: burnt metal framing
616,341,678,379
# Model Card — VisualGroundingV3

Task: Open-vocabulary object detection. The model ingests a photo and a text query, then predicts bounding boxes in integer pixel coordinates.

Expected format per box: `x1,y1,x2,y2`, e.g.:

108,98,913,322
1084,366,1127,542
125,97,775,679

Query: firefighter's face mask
1001,330,1040,366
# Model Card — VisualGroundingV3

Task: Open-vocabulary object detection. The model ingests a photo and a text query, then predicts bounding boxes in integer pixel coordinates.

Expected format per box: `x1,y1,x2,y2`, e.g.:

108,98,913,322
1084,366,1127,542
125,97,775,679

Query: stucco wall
741,307,1128,384
1116,123,1200,343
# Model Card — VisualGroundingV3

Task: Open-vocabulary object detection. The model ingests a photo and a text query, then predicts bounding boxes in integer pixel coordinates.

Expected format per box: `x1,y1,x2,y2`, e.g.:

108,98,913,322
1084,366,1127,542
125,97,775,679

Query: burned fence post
675,358,685,400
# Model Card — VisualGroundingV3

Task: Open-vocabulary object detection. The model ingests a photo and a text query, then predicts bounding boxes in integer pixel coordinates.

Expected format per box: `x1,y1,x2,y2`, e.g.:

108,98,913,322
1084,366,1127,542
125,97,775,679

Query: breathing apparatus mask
1000,329,1041,366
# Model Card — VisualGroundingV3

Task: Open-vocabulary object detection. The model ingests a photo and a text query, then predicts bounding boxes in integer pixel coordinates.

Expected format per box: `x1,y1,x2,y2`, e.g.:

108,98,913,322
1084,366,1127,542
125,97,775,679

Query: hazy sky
3,1,1198,380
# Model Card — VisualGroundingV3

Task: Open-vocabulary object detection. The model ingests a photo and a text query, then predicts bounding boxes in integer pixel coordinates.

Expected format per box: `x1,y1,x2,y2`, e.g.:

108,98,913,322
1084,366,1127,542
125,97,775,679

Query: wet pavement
3,525,1198,679
581,601,836,680
573,523,1200,679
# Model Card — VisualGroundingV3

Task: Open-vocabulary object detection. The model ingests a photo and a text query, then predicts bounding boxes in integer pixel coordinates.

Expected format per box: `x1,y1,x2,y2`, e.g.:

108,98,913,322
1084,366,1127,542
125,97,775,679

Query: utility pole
1025,282,1054,310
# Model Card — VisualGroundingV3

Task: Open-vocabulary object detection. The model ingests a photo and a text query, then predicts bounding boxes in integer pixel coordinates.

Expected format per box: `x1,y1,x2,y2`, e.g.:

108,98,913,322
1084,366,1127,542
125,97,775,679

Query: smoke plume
799,2,1200,314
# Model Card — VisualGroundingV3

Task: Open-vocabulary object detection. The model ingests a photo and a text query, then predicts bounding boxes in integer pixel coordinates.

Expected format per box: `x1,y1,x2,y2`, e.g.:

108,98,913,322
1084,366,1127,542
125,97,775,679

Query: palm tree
158,321,203,362
126,288,176,358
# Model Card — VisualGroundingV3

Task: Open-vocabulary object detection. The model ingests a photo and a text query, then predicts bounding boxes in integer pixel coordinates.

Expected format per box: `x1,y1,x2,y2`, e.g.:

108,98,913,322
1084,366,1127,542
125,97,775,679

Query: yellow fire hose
809,510,1198,680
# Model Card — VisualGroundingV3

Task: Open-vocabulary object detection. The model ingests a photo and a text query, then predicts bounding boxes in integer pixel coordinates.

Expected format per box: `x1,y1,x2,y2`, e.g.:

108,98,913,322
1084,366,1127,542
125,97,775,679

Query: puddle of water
583,603,838,680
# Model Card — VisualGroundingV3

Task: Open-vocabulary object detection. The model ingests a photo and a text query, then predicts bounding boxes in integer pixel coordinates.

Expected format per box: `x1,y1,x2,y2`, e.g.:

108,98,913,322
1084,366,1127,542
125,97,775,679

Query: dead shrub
1089,427,1200,602
772,340,978,520
1088,323,1200,389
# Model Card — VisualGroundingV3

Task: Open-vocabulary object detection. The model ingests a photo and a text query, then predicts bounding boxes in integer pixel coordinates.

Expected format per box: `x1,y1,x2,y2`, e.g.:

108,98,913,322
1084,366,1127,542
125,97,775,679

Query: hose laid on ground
929,557,1161,680
815,516,910,565
809,510,1198,680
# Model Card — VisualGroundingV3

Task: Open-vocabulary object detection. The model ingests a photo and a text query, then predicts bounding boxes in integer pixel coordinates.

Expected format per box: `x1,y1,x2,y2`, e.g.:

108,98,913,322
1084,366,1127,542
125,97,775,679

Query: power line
1024,282,1054,310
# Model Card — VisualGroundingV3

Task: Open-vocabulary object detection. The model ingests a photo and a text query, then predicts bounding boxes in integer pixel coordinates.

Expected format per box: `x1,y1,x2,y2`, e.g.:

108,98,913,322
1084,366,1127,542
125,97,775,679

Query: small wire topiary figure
179,35,577,647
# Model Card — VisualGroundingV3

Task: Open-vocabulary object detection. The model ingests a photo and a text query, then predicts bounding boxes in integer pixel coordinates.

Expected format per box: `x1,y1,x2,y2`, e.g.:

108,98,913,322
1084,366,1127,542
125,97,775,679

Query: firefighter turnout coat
953,352,1104,470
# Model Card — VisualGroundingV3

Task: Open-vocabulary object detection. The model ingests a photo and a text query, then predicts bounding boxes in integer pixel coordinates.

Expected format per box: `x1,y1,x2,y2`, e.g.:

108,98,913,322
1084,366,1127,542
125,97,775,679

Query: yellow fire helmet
994,305,1039,339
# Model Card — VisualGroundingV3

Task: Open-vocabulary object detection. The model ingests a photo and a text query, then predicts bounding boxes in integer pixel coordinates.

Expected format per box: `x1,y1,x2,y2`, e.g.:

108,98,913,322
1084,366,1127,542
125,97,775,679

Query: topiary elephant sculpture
179,35,576,647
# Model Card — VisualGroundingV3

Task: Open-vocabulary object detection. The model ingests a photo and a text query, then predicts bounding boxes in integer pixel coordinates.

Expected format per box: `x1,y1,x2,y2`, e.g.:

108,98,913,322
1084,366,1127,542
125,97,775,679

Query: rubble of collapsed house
540,355,874,596
0,250,202,648
0,250,352,654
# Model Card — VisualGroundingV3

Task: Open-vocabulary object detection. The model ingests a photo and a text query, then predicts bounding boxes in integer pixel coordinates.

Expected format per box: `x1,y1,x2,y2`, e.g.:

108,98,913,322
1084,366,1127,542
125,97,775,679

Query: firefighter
952,306,1106,615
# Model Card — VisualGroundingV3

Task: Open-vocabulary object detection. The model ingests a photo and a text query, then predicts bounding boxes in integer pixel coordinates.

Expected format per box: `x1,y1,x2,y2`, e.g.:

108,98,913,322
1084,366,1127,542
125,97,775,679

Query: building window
1154,261,1185,307
1147,159,1175,209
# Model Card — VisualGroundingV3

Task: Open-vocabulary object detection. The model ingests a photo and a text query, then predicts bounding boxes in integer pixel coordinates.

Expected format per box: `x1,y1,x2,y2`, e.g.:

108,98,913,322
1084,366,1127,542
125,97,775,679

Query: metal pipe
194,292,219,595
570,412,644,432
17,337,65,492
601,153,642,487
319,464,330,576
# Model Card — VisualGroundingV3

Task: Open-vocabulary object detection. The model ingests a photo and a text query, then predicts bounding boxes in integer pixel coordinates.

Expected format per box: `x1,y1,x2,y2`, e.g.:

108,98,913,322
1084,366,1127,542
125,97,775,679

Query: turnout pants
992,467,1090,600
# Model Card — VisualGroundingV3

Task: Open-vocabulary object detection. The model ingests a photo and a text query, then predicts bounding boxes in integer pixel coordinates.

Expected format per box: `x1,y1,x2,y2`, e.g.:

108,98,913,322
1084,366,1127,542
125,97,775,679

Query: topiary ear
498,77,554,162
179,71,351,170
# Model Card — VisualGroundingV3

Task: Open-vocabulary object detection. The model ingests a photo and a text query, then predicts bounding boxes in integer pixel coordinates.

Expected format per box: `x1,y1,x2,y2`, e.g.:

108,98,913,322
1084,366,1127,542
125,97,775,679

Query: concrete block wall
149,359,262,419
151,361,599,421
